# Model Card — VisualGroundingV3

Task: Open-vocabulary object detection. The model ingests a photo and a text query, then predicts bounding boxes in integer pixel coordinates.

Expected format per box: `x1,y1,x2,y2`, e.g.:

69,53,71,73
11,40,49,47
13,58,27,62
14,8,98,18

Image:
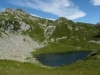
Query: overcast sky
0,0,100,24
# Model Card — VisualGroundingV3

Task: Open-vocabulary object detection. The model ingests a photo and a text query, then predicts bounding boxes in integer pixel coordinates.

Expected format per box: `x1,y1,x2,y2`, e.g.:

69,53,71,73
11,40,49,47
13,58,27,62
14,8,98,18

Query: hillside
0,8,100,75
0,8,100,62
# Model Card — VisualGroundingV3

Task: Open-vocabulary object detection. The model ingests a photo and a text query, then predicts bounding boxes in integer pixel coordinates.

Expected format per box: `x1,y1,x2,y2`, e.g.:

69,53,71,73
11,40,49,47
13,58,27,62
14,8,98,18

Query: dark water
35,51,91,67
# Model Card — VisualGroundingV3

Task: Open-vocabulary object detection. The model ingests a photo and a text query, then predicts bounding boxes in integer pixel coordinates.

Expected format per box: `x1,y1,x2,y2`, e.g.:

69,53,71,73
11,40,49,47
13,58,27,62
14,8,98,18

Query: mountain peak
3,8,29,15
15,9,24,11
15,8,26,13
55,17,68,23
5,8,13,13
14,8,28,15
58,17,68,20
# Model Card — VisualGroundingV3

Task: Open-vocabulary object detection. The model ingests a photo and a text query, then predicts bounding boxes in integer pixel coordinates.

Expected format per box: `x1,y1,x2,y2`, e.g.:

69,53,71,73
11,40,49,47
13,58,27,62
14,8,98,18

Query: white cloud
30,14,42,18
8,0,86,20
30,13,55,20
91,0,100,6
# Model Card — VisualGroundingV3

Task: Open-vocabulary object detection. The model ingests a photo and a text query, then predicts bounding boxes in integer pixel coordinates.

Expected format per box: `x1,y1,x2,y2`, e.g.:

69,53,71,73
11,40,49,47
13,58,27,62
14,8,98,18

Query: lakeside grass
33,42,100,55
33,43,87,55
0,56,100,75
0,42,100,75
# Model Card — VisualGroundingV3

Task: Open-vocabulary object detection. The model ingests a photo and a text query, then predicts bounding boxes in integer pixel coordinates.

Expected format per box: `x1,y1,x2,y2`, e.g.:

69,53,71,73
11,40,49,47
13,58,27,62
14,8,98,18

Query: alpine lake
34,51,91,67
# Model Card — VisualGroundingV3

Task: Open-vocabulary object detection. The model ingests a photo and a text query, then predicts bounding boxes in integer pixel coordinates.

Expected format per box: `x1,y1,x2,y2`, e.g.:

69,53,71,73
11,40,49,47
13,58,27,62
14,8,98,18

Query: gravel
0,33,43,62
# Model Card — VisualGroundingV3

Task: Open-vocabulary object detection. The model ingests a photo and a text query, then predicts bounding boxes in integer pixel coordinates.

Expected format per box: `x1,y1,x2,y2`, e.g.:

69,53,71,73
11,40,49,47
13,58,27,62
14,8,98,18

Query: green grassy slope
0,55,100,75
0,9,100,75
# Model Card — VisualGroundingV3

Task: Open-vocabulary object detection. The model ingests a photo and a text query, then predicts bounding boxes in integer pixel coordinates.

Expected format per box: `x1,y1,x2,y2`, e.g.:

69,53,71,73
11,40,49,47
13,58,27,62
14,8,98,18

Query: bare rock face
20,21,30,31
0,8,44,62
0,33,43,62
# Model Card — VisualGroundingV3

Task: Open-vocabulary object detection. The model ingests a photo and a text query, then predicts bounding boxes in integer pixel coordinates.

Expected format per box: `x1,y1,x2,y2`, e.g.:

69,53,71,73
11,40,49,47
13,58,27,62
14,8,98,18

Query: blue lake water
35,51,91,67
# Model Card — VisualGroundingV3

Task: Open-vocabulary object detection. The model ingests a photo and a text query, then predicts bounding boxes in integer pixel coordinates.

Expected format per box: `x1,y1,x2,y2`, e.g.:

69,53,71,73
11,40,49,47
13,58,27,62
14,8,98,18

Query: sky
0,0,100,24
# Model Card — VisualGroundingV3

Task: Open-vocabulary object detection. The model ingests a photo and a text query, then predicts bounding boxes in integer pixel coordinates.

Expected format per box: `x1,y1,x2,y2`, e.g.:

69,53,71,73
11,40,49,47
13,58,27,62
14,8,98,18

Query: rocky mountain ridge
0,8,100,62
